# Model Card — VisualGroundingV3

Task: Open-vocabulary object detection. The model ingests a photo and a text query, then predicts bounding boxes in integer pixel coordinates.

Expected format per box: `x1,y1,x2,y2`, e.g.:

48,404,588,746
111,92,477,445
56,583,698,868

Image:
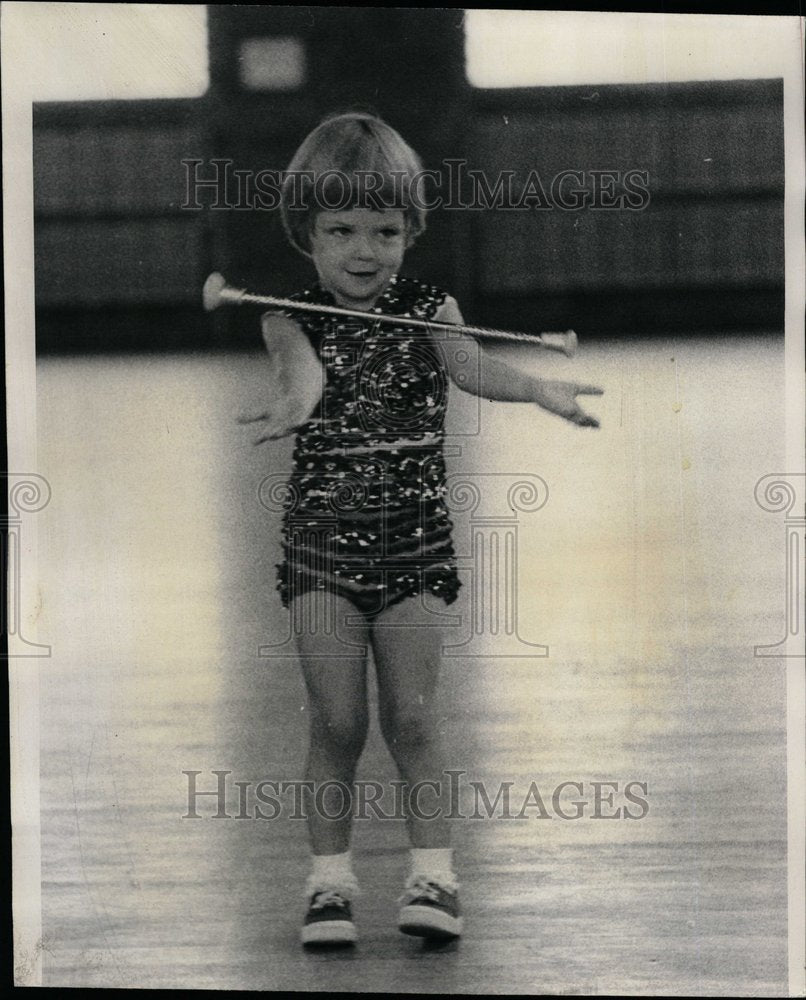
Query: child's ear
405,213,426,248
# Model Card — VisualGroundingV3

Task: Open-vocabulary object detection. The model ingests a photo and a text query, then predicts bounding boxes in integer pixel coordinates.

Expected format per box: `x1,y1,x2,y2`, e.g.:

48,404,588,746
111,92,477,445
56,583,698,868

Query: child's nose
352,234,376,259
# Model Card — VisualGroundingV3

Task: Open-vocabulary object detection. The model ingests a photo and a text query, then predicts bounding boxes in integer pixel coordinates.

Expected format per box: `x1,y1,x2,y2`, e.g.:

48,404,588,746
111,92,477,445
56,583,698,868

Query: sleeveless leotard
275,274,461,616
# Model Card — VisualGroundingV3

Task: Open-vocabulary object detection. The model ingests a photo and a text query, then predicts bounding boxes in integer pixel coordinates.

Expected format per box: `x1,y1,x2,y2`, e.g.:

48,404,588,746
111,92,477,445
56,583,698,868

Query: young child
239,112,602,947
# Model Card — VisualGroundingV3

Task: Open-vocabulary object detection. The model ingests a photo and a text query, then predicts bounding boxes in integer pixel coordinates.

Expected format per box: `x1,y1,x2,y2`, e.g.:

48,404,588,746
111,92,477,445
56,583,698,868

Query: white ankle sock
306,851,358,897
408,847,457,888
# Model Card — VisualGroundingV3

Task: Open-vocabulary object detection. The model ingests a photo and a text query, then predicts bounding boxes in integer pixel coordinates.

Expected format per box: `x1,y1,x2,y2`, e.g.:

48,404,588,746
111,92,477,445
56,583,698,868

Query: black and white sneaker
301,890,357,946
398,876,463,939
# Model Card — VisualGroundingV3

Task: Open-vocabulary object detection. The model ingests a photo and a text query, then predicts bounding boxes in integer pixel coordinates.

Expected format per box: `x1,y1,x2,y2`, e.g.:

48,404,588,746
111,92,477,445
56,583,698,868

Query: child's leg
372,596,463,938
292,592,370,862
370,597,450,850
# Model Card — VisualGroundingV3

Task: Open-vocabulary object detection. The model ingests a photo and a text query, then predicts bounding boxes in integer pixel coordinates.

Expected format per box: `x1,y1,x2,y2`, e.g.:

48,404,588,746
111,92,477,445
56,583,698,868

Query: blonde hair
280,112,427,257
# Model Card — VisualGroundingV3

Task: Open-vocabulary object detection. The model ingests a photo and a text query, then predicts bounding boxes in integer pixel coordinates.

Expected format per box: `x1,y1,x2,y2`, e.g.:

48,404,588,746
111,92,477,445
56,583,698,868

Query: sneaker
398,875,463,939
301,889,357,946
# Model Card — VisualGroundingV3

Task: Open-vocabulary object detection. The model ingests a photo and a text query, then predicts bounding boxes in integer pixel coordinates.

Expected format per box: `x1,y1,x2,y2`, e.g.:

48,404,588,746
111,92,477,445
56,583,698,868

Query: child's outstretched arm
237,313,324,443
435,296,603,428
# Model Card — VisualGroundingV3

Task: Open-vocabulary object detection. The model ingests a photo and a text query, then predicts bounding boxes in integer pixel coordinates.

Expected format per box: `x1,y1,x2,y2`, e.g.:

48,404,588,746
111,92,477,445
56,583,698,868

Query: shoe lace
400,875,450,904
310,890,347,910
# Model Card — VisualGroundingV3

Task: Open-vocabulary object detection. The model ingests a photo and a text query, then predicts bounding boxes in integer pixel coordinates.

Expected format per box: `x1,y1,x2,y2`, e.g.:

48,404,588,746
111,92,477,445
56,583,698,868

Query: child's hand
531,380,603,428
237,312,324,444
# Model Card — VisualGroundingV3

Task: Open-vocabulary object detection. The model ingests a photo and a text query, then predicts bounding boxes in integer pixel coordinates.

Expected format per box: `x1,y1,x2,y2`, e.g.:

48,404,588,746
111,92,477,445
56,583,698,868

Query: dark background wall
33,7,783,352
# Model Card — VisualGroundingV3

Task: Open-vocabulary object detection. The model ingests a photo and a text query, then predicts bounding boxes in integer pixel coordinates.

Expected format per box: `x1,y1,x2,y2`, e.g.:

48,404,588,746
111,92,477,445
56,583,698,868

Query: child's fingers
572,405,600,428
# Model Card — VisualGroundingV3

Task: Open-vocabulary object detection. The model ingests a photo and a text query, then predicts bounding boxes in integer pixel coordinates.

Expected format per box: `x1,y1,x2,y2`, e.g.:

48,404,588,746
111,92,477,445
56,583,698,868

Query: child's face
309,208,407,309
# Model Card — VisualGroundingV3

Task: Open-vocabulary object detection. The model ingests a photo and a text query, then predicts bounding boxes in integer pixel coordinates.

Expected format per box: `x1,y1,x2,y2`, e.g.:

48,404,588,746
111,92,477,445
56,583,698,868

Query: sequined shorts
276,500,461,617
277,560,461,617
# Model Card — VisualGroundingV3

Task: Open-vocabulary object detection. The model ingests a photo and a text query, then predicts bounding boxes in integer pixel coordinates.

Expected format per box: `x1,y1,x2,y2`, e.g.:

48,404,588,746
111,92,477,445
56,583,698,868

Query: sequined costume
276,274,461,616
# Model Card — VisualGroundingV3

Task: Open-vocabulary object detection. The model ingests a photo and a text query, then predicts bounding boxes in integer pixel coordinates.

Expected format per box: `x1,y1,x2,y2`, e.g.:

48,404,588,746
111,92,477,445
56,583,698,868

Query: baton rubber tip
203,272,227,312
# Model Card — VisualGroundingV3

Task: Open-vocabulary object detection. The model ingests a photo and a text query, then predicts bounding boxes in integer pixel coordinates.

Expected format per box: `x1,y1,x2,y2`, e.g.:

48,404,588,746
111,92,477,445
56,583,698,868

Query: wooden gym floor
31,333,789,993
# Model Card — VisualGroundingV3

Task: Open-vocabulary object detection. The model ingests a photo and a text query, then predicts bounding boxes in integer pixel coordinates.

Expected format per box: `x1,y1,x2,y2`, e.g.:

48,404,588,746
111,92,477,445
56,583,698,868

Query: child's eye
380,228,402,239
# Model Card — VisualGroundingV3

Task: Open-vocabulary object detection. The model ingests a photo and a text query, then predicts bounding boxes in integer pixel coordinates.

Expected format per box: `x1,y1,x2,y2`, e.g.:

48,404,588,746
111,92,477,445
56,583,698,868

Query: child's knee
311,709,368,757
380,702,435,751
